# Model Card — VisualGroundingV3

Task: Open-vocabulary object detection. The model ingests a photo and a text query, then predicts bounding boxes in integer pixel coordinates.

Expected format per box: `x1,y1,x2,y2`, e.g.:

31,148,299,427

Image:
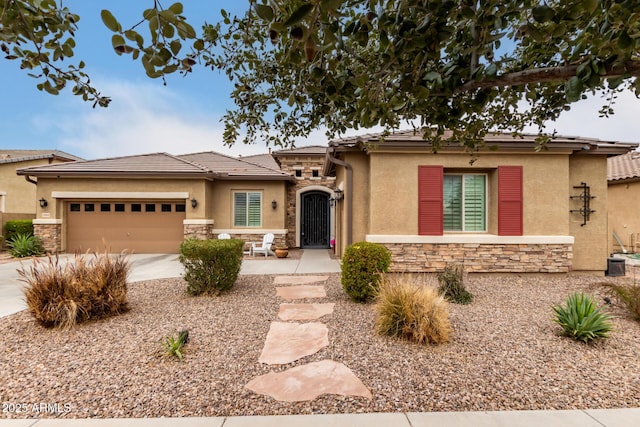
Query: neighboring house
323,130,637,274
607,151,640,254
0,150,81,234
17,151,295,253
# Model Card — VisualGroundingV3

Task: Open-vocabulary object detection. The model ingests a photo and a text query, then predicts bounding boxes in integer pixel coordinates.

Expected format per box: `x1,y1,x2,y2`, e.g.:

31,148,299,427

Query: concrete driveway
0,250,340,318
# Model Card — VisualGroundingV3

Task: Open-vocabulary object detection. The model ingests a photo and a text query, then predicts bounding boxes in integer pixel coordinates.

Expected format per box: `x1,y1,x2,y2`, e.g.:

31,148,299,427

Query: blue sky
1,2,639,160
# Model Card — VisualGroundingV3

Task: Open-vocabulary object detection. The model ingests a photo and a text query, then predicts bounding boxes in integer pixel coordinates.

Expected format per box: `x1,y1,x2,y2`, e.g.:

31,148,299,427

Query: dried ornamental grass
375,274,451,345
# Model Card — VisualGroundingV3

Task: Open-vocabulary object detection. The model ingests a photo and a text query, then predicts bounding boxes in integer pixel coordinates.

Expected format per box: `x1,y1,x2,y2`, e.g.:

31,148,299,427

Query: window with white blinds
234,192,262,227
443,174,486,232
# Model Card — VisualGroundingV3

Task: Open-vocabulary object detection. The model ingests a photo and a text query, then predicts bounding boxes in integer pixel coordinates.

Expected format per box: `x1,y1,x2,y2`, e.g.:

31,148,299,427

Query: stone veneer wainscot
366,235,574,273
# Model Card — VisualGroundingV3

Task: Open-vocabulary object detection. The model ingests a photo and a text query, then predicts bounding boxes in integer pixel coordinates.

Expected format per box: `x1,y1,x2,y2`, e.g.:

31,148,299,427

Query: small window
100,203,111,212
161,204,172,212
145,203,156,212
84,203,95,212
70,203,80,212
175,204,186,212
312,170,319,178
295,170,302,177
131,204,142,212
115,203,125,212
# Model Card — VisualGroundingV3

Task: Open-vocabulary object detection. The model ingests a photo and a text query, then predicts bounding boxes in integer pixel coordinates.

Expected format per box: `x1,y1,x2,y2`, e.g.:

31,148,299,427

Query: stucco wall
568,155,609,272
367,151,571,236
0,159,67,215
608,180,640,254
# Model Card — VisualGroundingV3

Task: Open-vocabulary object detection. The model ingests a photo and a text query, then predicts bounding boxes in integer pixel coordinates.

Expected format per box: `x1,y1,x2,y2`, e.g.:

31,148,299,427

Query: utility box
606,258,626,277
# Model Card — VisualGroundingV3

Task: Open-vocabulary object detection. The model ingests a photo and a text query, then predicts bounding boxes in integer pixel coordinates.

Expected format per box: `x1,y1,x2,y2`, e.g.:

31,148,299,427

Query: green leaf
486,62,498,78
532,5,554,23
565,76,583,102
100,10,121,33
170,39,181,55
169,3,183,14
111,34,126,49
284,4,314,27
254,4,274,22
582,0,598,14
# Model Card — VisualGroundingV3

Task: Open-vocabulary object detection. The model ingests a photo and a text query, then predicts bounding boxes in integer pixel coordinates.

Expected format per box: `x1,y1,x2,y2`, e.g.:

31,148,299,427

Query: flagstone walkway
245,275,372,402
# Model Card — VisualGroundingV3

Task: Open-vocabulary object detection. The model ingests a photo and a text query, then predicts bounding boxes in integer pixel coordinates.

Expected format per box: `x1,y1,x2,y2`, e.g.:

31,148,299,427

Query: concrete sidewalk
1,408,639,426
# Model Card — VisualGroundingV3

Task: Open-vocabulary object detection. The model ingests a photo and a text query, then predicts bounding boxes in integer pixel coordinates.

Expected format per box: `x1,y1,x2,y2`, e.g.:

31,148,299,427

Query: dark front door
301,191,329,248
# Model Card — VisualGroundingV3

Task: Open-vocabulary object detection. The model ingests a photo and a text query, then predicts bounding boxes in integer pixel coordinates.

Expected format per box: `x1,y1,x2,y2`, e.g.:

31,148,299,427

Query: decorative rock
276,285,326,299
278,303,335,321
273,275,329,285
246,359,372,402
258,322,329,365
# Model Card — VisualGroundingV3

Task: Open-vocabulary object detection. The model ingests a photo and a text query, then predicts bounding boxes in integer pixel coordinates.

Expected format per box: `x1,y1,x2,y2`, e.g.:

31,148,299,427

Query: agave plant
7,233,44,258
162,330,190,360
552,292,614,343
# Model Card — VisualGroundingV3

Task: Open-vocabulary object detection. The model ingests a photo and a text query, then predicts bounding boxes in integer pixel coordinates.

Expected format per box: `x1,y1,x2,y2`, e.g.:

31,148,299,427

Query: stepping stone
273,275,329,285
246,359,373,402
258,322,328,365
276,285,326,300
278,303,335,321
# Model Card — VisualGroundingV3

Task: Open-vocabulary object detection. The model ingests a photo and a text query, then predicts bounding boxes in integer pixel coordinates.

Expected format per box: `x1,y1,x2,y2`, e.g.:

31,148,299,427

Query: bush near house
179,238,244,296
375,274,451,345
606,283,640,321
341,241,392,302
552,292,614,343
4,219,34,243
437,263,474,305
19,251,130,329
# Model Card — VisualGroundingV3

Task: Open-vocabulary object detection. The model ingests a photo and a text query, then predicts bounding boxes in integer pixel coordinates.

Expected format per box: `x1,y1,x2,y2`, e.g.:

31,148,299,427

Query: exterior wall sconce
272,200,278,209
39,197,48,208
190,198,198,208
334,188,343,200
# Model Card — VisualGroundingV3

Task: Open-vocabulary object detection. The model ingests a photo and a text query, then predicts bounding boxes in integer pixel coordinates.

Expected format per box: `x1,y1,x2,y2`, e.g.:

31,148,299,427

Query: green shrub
19,251,130,329
375,274,451,345
552,292,614,343
162,329,190,360
4,220,34,242
437,263,473,304
341,241,392,302
7,233,44,258
179,238,244,296
606,283,640,321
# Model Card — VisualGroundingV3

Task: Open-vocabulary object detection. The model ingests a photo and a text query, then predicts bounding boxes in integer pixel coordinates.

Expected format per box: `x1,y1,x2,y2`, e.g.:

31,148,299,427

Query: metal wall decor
570,182,595,226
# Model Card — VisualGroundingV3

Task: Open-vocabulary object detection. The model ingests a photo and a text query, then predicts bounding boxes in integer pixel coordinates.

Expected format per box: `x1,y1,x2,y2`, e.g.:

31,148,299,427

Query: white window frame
443,173,487,232
233,191,262,227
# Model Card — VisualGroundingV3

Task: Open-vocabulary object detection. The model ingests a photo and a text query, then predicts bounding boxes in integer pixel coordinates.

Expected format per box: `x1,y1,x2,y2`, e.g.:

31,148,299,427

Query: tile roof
238,153,280,169
608,151,640,182
0,149,82,165
178,151,293,180
272,145,327,156
329,129,638,155
17,152,212,178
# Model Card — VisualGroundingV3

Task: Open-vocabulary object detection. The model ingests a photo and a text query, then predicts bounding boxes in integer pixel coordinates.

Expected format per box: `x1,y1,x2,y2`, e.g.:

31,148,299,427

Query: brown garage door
66,201,186,253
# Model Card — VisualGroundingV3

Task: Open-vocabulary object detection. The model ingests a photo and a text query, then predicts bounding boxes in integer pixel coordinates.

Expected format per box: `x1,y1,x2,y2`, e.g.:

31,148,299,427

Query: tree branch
456,60,640,93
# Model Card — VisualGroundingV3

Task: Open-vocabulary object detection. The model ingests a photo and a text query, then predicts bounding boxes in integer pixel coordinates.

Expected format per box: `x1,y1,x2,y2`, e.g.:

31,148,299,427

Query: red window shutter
498,166,523,236
418,165,443,235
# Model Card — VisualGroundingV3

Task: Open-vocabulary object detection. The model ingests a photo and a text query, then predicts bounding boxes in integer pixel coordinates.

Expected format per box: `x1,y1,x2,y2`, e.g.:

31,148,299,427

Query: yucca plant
7,232,44,258
375,274,451,345
552,292,614,343
163,330,190,360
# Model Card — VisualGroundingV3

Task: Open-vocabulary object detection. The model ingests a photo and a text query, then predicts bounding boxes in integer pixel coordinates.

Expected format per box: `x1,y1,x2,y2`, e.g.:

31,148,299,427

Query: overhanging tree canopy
2,0,640,151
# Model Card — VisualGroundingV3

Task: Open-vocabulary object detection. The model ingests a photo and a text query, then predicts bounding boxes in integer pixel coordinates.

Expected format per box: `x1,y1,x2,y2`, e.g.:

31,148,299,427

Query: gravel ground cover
1,272,639,419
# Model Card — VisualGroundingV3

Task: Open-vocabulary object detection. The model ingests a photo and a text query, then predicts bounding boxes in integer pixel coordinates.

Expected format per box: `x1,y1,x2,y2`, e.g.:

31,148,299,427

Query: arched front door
300,191,330,248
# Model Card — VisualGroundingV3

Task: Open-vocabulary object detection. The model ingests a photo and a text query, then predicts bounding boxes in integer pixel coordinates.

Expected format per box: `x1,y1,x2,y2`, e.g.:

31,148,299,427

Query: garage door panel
67,201,186,253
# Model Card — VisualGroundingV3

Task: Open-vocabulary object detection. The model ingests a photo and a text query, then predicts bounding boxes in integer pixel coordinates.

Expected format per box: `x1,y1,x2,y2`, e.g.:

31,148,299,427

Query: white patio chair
217,233,231,240
252,233,275,257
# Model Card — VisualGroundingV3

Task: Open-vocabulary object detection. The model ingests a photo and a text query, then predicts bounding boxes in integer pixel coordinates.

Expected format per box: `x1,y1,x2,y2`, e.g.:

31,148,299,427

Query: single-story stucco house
607,151,640,255
16,131,637,275
1,150,81,233
324,130,637,274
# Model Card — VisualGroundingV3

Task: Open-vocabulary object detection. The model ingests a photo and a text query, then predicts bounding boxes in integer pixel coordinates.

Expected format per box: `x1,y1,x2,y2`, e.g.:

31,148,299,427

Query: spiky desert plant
7,232,44,258
375,274,451,345
437,263,473,304
552,292,614,342
163,329,190,360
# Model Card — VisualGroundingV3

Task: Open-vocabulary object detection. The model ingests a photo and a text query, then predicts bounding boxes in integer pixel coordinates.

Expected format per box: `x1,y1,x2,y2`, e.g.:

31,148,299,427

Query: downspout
326,150,353,247
24,175,37,185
